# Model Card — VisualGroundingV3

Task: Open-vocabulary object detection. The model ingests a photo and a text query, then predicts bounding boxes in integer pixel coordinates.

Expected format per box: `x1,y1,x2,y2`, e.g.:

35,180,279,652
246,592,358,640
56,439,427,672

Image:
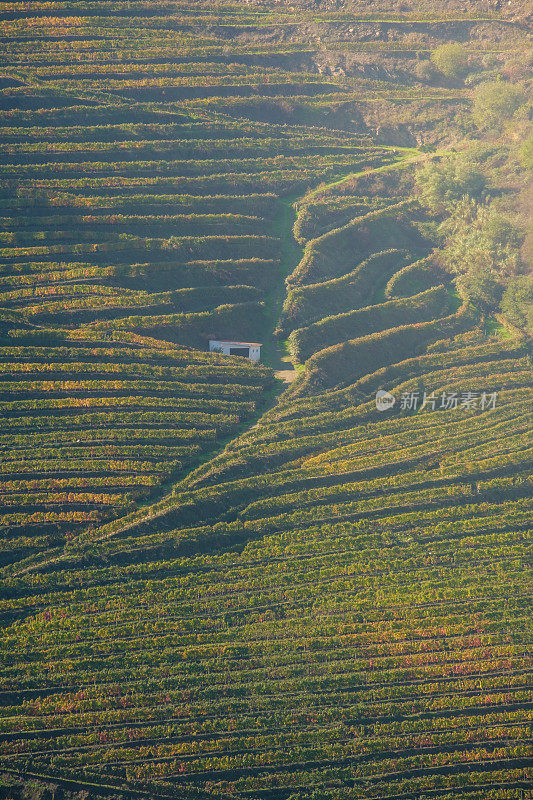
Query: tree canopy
437,198,523,310
430,43,469,79
472,80,526,130
415,153,486,212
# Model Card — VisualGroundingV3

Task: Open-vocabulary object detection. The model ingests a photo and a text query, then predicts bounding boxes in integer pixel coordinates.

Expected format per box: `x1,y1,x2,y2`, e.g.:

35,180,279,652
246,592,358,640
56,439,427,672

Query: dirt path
274,368,297,383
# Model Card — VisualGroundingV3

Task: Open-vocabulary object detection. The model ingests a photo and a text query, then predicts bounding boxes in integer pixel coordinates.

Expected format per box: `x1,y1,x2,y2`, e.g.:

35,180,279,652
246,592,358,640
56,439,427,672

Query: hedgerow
385,256,447,298
286,201,421,288
291,303,475,394
288,285,452,362
281,249,411,331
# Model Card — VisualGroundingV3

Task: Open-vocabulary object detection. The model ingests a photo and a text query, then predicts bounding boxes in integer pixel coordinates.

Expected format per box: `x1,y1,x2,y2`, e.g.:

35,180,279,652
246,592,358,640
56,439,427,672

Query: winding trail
261,194,303,384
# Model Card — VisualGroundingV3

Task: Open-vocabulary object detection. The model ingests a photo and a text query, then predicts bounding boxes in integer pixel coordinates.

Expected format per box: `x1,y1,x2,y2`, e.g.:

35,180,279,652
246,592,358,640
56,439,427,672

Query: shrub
430,43,469,79
437,199,523,310
500,275,533,332
415,153,486,213
472,80,526,130
518,131,533,169
456,264,503,310
413,60,438,84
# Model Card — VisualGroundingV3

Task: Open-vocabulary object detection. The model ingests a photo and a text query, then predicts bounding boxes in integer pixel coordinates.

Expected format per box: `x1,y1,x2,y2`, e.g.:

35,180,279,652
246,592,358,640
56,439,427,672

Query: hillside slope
0,3,531,800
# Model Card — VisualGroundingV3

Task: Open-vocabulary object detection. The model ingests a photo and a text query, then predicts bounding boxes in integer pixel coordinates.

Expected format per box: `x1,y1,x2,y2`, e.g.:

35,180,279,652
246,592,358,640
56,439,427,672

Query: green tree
413,60,437,84
518,131,533,168
415,153,486,212
438,198,521,275
456,264,502,310
472,80,526,130
430,43,469,79
437,198,523,310
500,275,533,331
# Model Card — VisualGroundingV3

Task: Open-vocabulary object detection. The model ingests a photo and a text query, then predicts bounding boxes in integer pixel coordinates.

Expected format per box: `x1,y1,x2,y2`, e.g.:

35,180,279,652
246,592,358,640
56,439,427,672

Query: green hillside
0,2,531,800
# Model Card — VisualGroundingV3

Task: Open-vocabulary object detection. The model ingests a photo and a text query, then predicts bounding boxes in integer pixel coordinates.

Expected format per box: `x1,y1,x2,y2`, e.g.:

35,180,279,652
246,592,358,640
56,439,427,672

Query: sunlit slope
0,2,531,800
1,184,530,800
0,0,414,546
0,329,273,567
0,324,530,800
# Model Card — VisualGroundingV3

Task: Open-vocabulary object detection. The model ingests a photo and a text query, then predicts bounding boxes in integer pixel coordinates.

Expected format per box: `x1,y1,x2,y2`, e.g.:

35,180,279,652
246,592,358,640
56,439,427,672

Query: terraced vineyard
0,2,531,800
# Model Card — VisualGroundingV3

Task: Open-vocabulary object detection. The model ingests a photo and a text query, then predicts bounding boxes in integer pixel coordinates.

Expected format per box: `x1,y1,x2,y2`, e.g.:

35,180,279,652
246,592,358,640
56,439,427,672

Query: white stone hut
209,340,262,361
